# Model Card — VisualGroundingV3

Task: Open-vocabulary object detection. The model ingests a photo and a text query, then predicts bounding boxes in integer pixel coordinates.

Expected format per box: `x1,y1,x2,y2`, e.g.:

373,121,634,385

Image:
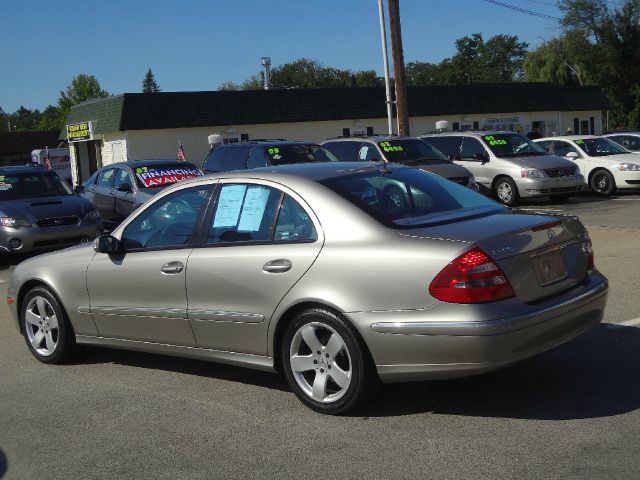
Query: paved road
1,193,639,479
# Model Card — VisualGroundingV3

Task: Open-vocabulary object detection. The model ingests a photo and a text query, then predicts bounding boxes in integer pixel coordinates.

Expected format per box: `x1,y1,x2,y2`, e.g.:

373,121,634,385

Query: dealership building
62,83,611,185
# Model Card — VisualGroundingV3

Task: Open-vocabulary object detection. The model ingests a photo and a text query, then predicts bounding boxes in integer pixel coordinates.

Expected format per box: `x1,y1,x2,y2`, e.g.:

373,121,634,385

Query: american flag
177,142,185,161
44,146,52,171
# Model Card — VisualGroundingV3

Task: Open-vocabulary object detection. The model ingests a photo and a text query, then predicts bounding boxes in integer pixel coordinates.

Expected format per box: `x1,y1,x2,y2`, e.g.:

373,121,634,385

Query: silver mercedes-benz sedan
6,162,608,414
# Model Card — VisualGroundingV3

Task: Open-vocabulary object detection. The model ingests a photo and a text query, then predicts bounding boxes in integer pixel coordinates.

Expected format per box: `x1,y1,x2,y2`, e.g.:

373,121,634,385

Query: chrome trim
188,309,264,323
91,306,186,318
77,306,91,314
75,335,274,372
370,278,607,336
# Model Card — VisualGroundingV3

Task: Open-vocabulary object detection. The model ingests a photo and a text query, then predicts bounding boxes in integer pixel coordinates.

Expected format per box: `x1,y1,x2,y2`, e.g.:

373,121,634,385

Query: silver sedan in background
7,163,608,414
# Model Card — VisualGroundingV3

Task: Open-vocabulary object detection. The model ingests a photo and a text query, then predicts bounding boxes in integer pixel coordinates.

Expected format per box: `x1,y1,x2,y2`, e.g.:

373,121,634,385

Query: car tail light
429,248,515,304
579,235,594,271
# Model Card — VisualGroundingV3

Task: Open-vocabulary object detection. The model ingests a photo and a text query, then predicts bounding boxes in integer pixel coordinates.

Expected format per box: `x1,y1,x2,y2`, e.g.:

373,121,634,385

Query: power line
483,0,562,22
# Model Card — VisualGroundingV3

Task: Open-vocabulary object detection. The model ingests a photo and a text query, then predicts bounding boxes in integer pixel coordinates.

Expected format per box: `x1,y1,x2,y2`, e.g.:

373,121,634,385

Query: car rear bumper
0,221,101,253
516,176,585,197
348,271,607,383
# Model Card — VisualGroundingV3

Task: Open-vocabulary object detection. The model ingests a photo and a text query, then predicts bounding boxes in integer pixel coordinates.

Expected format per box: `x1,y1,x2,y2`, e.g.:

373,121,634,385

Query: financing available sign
66,121,93,142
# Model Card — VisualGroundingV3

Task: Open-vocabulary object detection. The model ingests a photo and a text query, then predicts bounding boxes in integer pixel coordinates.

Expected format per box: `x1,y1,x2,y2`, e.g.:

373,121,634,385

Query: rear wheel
494,177,519,206
21,286,75,364
281,309,374,415
590,170,616,196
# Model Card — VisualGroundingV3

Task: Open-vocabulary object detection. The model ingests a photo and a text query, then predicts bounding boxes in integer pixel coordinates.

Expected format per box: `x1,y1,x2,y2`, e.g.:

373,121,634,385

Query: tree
142,68,161,93
36,105,63,131
478,34,528,82
58,74,109,115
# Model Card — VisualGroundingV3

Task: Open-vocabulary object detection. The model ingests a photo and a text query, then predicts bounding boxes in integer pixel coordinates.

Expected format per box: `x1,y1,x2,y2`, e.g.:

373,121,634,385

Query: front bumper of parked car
516,175,585,197
0,219,101,253
348,271,607,383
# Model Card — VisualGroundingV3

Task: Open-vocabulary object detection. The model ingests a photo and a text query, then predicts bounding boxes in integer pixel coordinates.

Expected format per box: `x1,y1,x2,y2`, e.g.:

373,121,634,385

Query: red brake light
429,248,515,304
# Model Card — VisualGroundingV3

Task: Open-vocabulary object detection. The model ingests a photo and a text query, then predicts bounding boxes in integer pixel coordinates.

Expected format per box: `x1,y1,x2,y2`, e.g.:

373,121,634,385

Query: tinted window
574,138,628,156
376,139,449,164
536,140,553,153
322,141,361,161
358,143,381,161
247,148,268,169
320,167,502,229
208,184,283,244
121,185,211,250
132,162,202,189
0,171,72,200
97,169,116,188
265,144,338,165
202,147,250,172
274,195,317,241
114,169,133,189
422,137,462,158
608,135,640,151
552,141,578,157
460,137,487,160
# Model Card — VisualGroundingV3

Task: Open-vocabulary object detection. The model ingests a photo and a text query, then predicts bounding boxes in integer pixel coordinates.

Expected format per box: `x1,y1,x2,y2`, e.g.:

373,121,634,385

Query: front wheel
22,286,75,364
590,170,616,196
494,177,519,206
281,309,375,415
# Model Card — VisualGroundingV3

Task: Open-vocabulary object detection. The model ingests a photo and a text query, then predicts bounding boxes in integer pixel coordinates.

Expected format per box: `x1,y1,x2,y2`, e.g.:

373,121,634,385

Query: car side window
114,169,133,190
97,169,116,188
552,141,578,157
358,143,381,161
460,138,486,160
322,141,360,161
247,147,268,169
274,195,317,242
423,137,462,158
536,140,553,153
120,186,211,251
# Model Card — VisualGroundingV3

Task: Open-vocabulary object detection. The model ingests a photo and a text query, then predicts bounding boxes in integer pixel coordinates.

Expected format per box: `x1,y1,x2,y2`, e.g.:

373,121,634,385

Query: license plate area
531,248,567,286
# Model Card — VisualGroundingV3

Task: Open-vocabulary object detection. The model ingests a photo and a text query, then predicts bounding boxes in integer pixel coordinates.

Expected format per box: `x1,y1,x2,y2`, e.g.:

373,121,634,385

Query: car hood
584,153,640,164
413,162,472,179
497,154,575,169
0,195,96,221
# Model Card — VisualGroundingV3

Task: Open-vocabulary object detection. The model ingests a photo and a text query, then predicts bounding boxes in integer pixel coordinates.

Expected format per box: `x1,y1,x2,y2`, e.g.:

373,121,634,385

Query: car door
113,167,137,223
552,140,588,176
88,168,117,224
457,137,493,188
86,183,214,346
185,180,323,355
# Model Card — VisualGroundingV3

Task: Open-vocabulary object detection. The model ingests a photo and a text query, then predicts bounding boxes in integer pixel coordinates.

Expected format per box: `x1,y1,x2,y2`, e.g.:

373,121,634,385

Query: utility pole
388,0,409,136
377,0,394,136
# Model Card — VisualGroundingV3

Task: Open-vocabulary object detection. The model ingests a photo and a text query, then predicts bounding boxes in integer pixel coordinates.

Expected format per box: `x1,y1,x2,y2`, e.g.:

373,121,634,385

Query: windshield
0,172,73,201
376,139,450,164
319,167,503,229
266,144,339,165
481,134,547,156
574,138,629,156
133,162,203,189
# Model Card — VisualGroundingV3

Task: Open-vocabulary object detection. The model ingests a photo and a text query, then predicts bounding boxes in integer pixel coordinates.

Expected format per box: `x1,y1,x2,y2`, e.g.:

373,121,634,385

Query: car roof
106,160,199,168
535,135,600,141
604,131,640,135
215,140,318,148
323,135,420,142
421,130,521,137
0,164,47,174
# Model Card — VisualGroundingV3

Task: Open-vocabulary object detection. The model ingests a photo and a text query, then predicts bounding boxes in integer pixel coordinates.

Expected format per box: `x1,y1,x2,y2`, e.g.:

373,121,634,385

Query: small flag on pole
44,146,52,171
177,142,186,161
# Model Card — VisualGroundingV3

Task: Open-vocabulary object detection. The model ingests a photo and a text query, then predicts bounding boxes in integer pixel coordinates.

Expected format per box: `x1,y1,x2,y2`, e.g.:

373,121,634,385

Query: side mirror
74,185,85,194
566,151,579,159
116,183,132,192
94,234,121,254
473,153,489,163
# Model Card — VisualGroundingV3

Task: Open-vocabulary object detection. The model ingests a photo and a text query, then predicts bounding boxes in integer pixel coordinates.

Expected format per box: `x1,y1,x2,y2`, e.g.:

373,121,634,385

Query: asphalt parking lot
1,192,639,479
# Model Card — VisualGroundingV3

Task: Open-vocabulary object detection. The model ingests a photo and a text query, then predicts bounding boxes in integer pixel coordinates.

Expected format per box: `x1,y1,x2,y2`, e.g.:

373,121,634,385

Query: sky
0,0,571,113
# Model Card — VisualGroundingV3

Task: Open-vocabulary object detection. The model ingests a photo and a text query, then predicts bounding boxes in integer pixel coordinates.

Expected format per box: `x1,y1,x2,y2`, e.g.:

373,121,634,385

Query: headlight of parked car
521,168,545,178
83,209,101,222
616,163,640,171
1,217,32,228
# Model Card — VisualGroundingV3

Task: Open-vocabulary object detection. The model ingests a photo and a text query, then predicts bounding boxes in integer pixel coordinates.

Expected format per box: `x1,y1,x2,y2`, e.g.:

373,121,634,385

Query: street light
377,0,394,136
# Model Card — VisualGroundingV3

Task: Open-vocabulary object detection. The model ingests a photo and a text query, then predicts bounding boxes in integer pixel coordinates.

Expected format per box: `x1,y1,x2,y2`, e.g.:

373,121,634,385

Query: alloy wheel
24,296,59,357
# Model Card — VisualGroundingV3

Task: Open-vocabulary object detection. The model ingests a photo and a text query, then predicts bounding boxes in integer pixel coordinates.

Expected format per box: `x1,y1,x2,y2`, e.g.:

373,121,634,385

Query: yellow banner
67,121,93,142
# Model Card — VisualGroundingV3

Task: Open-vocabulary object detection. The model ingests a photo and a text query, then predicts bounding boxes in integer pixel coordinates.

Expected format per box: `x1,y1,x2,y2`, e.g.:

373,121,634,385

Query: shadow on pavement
0,448,7,479
0,252,39,270
358,323,640,419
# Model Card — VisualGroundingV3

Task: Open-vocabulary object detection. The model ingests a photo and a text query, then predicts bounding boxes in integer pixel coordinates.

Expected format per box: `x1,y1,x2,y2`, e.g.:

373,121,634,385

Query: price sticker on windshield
483,135,507,146
574,139,585,145
378,141,404,152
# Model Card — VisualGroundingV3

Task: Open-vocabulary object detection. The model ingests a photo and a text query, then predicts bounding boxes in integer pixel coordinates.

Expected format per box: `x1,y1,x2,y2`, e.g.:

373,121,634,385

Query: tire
494,177,519,206
21,286,75,364
281,308,375,415
590,170,616,196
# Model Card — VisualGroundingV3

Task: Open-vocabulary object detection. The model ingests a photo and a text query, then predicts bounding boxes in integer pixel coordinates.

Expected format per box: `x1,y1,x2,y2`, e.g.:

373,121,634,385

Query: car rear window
375,139,449,165
265,144,339,165
133,162,203,188
322,141,361,161
319,167,503,229
0,171,72,200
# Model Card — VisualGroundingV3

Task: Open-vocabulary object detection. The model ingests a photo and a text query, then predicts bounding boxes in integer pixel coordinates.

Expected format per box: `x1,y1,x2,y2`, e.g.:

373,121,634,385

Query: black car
79,160,202,229
201,140,339,173
0,165,101,253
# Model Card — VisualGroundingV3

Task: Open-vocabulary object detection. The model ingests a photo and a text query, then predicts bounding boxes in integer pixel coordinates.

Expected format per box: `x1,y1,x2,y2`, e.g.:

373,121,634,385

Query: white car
534,136,640,195
603,132,640,154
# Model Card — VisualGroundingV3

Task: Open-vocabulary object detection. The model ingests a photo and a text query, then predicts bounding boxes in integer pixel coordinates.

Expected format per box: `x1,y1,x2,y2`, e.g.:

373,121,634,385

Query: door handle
161,261,184,274
262,259,292,273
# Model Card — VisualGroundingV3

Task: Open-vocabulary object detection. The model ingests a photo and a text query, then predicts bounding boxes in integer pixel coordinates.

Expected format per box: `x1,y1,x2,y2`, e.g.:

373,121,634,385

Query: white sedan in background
603,132,640,154
535,136,640,195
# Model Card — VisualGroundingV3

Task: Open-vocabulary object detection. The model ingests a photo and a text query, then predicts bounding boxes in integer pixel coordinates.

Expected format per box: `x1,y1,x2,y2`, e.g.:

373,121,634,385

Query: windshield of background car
265,145,339,165
0,172,72,201
319,167,503,229
574,138,629,156
133,162,203,189
374,139,450,164
481,134,547,156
